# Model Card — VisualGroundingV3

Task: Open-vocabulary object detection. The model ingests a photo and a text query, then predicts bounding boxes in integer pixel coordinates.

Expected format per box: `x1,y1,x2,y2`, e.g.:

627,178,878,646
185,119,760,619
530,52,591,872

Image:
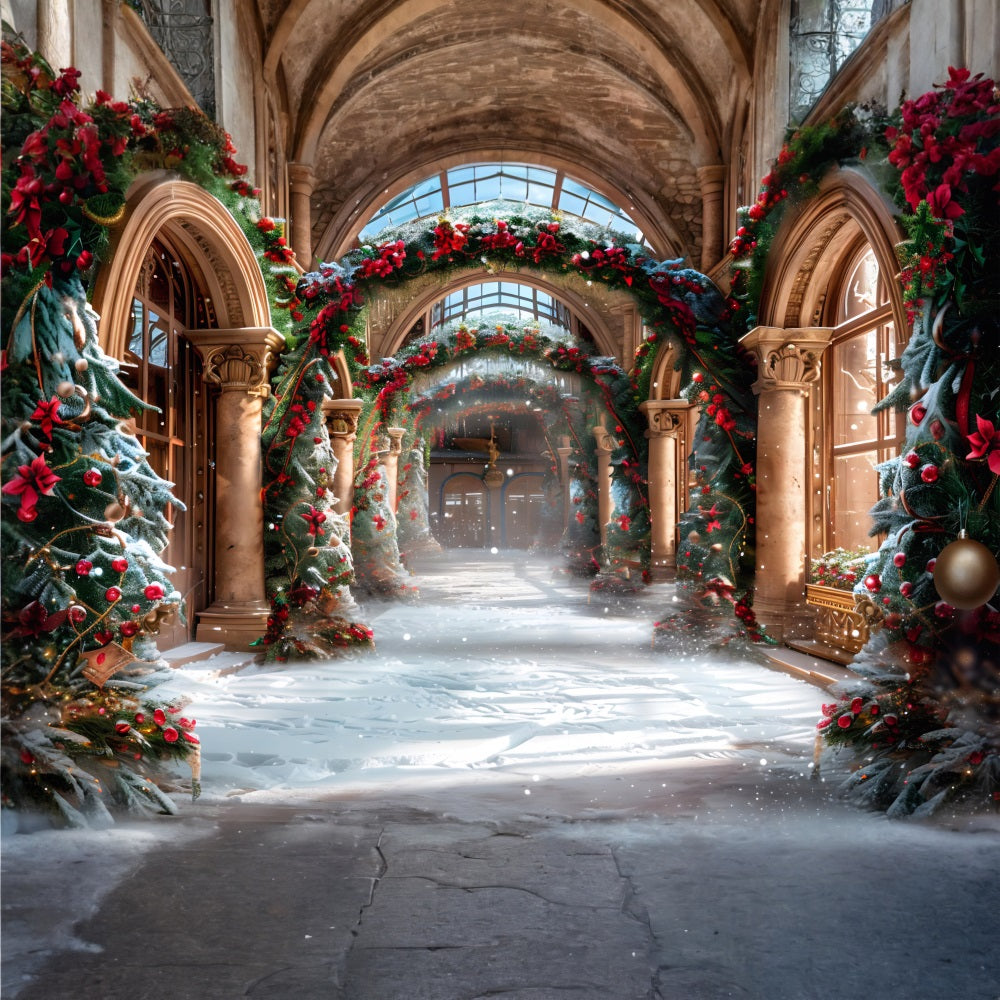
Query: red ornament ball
925,558,936,573
114,721,130,734
909,403,927,425
899,581,914,598
105,586,122,602
131,604,141,614
68,604,86,623
837,715,852,729
929,419,945,440
893,552,906,568
119,621,138,637
111,557,128,573
75,559,93,576
920,464,939,483
144,583,165,601
134,712,145,724
83,468,103,486
903,451,921,469
162,727,179,743
864,573,881,593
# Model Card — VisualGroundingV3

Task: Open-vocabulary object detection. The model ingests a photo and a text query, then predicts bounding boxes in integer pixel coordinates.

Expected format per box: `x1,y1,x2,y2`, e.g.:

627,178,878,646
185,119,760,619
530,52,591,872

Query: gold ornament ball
687,531,701,544
56,380,76,398
932,533,1000,610
710,543,723,553
104,502,126,522
74,358,89,372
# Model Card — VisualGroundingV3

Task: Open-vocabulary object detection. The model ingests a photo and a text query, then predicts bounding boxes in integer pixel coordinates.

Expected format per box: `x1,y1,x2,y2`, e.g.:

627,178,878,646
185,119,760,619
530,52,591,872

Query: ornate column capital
320,397,364,439
740,326,832,394
593,425,616,454
287,161,316,196
187,328,285,396
387,427,406,455
696,163,727,195
639,399,691,437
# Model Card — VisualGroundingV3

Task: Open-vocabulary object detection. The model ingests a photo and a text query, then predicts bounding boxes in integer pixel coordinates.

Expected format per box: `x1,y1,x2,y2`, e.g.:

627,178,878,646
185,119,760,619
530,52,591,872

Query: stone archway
740,166,906,639
91,174,284,650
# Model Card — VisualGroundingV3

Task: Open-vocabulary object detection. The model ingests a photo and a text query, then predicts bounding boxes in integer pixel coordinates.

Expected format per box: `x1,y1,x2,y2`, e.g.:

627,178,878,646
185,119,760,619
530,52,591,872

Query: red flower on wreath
31,397,63,439
2,454,60,520
301,505,327,536
966,414,1000,474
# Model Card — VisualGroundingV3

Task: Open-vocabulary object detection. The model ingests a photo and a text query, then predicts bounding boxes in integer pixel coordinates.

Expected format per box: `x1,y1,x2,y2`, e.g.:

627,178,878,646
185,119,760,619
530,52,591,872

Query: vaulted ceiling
253,0,765,264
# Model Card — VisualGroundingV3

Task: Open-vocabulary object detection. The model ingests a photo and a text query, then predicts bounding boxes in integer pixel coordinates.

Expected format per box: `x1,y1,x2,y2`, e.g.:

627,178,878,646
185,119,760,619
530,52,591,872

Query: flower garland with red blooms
818,70,999,815
260,204,757,648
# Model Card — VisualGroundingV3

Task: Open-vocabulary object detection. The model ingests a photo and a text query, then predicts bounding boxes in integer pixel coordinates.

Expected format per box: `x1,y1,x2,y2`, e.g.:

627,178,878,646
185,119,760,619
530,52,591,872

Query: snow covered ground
160,552,826,806
4,553,999,999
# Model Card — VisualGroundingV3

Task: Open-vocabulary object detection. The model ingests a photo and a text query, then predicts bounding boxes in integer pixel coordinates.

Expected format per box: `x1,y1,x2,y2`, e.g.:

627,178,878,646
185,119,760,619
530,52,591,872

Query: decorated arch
259,206,759,658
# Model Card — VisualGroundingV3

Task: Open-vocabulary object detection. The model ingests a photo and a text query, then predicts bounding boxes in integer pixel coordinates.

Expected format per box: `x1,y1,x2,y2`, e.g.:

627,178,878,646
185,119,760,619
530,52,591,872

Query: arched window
123,237,217,646
358,162,645,245
822,245,904,552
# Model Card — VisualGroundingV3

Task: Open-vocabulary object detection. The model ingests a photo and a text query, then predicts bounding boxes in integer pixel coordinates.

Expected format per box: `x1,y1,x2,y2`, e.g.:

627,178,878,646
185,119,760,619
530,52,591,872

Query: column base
195,601,270,651
646,557,676,582
751,596,811,643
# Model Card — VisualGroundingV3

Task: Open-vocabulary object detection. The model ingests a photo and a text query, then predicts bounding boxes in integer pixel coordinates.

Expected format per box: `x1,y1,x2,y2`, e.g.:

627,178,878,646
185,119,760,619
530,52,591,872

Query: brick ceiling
255,0,759,264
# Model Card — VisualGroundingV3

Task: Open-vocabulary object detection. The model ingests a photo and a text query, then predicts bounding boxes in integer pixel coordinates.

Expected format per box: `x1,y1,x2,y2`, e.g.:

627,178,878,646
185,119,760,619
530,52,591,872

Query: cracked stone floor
3,554,999,999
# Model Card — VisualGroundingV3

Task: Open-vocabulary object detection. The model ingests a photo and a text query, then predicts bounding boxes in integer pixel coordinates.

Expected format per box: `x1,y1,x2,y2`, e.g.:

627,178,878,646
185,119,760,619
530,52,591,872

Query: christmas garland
0,38,322,814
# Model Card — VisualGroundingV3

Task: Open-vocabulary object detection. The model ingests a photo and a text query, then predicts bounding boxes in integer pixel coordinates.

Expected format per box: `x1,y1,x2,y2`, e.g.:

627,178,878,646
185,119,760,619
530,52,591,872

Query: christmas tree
1,274,197,822
820,69,1000,814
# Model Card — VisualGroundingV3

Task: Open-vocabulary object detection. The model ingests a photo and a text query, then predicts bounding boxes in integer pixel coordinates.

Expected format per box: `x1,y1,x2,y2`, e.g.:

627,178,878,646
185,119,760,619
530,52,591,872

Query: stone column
187,327,284,649
741,326,831,640
320,398,365,516
384,427,406,510
287,162,316,269
593,425,616,548
639,400,692,580
556,437,573,529
697,164,727,272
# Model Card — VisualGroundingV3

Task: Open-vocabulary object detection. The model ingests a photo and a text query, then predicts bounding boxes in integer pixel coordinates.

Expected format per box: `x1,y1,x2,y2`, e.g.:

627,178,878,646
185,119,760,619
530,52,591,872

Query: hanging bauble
482,464,504,489
909,402,927,425
83,468,103,486
864,573,881,592
932,531,1000,609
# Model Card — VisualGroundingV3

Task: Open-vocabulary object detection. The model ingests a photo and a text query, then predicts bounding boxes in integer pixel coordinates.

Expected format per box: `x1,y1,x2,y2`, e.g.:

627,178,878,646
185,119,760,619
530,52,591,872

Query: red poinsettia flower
8,600,69,638
30,398,63,439
300,505,327,536
2,454,61,518
966,414,1000,474
926,182,964,221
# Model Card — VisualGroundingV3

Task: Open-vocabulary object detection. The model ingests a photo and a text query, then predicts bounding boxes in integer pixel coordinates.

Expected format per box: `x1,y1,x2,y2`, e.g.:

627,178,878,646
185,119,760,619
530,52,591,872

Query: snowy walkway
3,553,999,999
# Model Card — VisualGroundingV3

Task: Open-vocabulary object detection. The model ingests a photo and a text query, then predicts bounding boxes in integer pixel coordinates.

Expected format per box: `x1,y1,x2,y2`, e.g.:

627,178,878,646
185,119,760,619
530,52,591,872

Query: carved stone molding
593,426,616,454
187,328,285,396
740,326,833,394
321,397,364,438
640,399,690,436
387,427,406,455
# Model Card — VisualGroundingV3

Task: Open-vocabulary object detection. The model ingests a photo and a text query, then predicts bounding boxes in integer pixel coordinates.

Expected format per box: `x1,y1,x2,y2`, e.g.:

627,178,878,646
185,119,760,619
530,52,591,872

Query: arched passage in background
91,175,280,650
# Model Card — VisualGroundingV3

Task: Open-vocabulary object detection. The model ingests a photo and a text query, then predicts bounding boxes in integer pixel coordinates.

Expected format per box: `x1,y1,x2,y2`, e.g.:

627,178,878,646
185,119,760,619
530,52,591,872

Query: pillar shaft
556,440,573,529
321,399,365,517
287,162,316,270
640,401,691,580
741,327,832,639
593,426,616,548
384,427,406,510
187,328,284,649
697,164,727,273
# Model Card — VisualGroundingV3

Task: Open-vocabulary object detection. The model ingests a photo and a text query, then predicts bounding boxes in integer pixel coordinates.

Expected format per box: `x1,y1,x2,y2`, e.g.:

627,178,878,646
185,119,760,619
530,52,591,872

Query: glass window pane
832,452,879,551
831,331,878,444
